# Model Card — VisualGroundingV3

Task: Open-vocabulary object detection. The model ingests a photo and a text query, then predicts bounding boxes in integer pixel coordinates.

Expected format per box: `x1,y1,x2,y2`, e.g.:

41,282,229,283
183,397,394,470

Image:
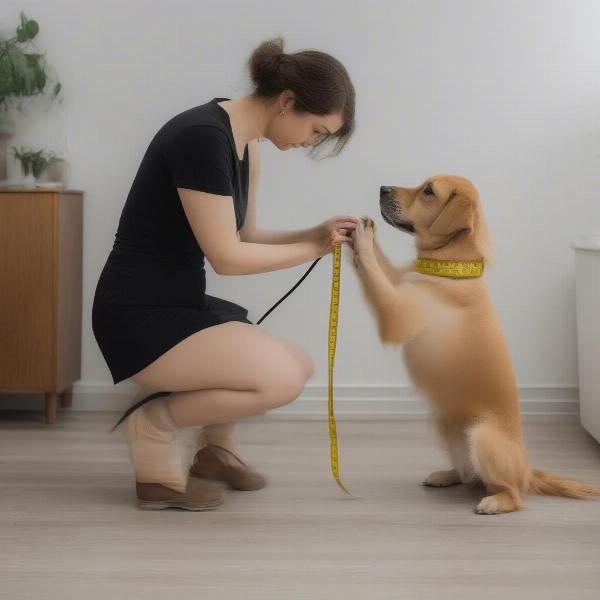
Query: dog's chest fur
399,273,488,402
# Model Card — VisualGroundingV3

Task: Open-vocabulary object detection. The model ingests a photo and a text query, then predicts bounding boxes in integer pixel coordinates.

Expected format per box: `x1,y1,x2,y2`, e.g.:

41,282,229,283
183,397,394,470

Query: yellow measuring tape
253,240,360,497
415,257,484,278
328,242,360,498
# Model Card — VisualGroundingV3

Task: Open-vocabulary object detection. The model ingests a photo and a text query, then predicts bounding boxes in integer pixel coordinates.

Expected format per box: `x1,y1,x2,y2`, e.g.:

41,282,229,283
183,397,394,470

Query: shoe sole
137,496,225,511
188,469,266,491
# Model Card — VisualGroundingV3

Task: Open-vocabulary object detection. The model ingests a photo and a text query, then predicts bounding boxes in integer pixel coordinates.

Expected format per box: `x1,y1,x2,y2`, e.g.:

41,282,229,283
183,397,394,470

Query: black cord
109,256,323,432
109,391,172,433
256,257,322,324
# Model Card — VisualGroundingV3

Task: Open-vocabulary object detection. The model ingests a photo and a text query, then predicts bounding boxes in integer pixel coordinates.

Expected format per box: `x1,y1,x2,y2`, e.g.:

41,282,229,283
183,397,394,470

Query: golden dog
350,174,599,514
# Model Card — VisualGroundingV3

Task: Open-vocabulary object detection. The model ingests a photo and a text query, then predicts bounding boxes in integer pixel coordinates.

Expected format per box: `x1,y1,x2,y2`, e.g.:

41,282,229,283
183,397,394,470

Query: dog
349,174,600,514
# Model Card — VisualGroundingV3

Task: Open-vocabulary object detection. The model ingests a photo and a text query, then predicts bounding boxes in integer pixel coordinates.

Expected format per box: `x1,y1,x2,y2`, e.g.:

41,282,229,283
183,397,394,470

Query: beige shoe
189,444,267,491
136,476,226,511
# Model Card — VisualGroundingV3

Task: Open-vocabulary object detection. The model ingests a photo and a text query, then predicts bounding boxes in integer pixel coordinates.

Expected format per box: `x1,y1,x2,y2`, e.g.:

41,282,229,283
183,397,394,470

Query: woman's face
267,91,344,150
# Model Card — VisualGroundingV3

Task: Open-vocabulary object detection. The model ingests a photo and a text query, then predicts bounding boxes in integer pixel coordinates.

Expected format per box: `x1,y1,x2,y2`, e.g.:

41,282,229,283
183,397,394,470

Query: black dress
92,97,253,386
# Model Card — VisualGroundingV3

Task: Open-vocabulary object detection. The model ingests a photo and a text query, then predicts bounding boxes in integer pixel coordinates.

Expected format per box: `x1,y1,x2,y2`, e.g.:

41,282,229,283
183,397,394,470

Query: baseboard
0,382,579,418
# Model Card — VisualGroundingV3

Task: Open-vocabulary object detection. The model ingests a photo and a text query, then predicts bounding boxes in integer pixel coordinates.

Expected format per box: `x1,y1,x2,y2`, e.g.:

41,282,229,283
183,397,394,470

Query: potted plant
11,145,68,185
0,10,63,181
10,146,38,184
36,150,68,184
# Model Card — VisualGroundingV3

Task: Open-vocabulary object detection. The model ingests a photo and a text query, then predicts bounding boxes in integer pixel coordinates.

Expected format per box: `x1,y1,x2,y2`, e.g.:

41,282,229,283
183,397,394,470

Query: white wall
2,0,599,412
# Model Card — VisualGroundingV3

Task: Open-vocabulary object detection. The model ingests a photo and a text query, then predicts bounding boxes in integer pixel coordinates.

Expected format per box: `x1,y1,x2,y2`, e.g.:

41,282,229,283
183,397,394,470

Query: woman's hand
313,215,359,243
312,215,359,258
313,228,348,258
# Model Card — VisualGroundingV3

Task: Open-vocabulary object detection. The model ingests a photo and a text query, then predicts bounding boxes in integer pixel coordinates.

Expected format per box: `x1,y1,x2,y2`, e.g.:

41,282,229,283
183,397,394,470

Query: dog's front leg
352,217,427,345
354,250,397,316
354,248,426,346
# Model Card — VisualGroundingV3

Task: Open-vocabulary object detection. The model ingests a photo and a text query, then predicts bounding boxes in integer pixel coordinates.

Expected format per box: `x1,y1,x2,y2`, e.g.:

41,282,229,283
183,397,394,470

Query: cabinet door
0,193,55,389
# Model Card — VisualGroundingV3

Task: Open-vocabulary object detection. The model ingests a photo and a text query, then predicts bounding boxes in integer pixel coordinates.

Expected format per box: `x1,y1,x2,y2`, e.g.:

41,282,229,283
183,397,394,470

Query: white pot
20,171,36,185
37,160,69,185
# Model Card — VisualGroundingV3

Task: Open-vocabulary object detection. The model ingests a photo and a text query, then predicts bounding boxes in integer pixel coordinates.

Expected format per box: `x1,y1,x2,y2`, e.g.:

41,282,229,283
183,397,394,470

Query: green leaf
16,25,28,43
25,20,39,40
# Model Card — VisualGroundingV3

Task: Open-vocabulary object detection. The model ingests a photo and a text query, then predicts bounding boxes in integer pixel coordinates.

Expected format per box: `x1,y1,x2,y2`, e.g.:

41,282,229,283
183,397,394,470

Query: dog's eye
423,184,434,196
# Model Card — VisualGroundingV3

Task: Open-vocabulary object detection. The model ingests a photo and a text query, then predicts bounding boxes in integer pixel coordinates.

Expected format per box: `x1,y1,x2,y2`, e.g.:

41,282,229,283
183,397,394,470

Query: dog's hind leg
422,428,478,487
446,430,480,484
466,420,529,514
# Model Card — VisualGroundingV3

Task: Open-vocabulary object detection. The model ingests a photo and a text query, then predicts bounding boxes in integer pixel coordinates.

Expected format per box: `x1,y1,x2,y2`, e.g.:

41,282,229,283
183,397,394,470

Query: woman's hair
247,36,355,160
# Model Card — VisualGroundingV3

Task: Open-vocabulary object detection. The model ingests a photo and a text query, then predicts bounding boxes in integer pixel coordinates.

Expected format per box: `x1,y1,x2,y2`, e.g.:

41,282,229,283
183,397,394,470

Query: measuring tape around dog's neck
415,257,484,278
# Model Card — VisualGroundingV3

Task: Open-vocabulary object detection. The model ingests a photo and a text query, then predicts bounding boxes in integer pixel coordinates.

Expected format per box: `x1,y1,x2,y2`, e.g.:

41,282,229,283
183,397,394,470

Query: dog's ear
428,193,474,236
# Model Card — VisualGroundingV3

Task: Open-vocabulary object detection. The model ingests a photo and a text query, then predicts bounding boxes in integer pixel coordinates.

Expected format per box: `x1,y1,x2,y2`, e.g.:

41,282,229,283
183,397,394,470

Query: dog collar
415,257,484,278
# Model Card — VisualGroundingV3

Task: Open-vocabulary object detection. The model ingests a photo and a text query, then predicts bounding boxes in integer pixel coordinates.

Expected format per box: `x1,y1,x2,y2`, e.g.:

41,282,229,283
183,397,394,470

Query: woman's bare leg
200,336,315,465
128,322,314,489
201,423,238,463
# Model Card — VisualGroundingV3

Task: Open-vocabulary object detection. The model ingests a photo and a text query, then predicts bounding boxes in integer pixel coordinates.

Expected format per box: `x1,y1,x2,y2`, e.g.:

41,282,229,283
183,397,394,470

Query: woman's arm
221,240,319,275
178,186,320,276
241,226,319,244
239,140,319,245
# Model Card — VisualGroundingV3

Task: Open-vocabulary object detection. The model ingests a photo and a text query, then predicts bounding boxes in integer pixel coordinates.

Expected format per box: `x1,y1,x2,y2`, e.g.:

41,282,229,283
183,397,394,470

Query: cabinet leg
61,386,73,407
45,392,58,424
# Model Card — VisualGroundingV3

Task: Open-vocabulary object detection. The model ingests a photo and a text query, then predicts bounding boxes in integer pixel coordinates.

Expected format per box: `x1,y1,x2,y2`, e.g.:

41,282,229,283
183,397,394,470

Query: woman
92,36,357,511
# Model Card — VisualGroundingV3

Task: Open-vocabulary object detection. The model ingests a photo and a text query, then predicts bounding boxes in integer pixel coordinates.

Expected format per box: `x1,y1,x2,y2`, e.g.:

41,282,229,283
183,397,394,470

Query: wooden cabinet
0,187,84,423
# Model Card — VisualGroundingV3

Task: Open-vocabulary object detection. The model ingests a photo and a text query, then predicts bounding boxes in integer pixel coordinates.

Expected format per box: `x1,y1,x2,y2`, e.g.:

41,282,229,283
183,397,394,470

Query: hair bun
266,50,284,71
248,37,285,90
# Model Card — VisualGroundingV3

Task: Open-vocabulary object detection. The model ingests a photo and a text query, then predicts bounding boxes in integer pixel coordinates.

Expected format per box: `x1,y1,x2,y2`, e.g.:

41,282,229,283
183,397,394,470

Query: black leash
109,257,323,432
256,257,322,324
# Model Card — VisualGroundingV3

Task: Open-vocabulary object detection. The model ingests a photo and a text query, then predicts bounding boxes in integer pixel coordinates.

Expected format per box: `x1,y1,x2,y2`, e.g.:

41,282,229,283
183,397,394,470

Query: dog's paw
360,215,377,233
474,495,501,514
474,492,522,515
421,469,462,487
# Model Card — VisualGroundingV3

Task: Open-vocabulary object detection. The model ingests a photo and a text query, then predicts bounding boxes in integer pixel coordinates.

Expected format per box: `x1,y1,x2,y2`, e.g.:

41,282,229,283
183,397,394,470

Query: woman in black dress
92,37,357,510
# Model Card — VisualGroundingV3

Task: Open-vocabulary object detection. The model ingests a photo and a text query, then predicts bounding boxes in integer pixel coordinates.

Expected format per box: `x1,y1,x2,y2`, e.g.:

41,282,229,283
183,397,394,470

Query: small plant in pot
37,150,68,184
11,145,68,186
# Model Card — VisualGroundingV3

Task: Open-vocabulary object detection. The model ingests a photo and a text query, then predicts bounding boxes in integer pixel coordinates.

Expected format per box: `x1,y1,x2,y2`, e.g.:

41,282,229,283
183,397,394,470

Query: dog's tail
527,468,600,499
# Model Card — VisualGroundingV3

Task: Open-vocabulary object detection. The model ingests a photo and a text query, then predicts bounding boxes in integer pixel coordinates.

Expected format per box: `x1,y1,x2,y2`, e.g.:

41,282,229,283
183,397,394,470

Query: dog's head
379,175,492,265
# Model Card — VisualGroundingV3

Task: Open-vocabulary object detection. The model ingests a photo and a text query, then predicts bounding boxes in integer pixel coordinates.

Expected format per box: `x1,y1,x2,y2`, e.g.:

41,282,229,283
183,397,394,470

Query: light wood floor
1,411,599,600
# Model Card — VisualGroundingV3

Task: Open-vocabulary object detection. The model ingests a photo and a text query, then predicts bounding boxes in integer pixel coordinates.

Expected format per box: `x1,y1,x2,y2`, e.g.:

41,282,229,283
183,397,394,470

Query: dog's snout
380,186,392,195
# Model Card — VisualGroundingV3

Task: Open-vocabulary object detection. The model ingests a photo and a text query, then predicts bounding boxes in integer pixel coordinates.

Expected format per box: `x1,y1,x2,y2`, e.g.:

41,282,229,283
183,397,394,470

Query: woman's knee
258,355,311,410
281,341,316,379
